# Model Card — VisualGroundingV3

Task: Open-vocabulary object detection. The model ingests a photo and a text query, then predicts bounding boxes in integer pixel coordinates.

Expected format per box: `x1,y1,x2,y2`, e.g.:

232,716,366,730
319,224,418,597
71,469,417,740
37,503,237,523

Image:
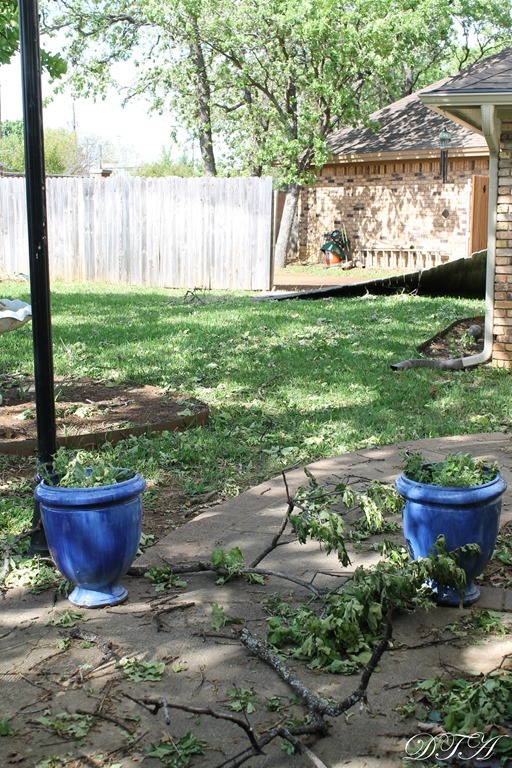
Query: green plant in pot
395,451,507,606
35,449,145,608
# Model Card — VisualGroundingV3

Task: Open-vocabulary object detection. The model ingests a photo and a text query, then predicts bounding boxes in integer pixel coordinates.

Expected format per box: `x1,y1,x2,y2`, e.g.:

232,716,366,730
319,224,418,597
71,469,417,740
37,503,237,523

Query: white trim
324,148,488,166
421,92,512,106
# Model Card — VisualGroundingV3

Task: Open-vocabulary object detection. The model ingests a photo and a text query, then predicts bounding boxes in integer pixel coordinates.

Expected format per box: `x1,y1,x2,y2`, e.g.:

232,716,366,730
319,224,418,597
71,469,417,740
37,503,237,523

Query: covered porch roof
419,47,512,150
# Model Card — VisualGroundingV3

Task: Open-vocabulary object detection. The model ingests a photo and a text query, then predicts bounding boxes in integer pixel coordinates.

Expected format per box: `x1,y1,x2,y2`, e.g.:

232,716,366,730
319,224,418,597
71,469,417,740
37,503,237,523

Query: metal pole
440,148,448,183
18,0,57,554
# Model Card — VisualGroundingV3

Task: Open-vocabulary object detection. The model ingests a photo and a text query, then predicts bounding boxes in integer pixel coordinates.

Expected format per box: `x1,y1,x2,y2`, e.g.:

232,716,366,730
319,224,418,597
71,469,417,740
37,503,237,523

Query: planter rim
395,469,507,505
35,470,146,507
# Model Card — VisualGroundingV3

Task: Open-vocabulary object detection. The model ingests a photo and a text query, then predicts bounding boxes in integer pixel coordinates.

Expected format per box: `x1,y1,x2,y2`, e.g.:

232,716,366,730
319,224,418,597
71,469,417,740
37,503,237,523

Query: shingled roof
419,47,512,139
326,89,487,158
422,46,512,97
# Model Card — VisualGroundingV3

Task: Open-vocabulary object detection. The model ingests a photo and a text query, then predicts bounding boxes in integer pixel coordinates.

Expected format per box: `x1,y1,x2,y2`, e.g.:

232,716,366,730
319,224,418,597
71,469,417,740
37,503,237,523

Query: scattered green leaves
482,529,512,588
266,695,285,712
144,565,187,592
399,671,512,762
0,717,14,736
211,546,244,582
210,603,244,631
35,711,95,740
227,686,257,714
137,532,156,554
2,555,62,593
46,609,88,628
145,732,207,767
210,546,261,584
171,661,188,673
432,609,508,639
117,657,166,682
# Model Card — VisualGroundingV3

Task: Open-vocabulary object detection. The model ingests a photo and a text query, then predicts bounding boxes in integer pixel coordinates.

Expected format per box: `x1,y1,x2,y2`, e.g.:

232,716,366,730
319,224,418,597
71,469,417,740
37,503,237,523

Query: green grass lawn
1,280,509,535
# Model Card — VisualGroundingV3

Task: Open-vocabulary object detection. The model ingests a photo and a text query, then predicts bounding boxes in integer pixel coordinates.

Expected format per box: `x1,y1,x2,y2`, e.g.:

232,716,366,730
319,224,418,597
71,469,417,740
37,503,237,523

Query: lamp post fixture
439,128,452,183
18,0,57,554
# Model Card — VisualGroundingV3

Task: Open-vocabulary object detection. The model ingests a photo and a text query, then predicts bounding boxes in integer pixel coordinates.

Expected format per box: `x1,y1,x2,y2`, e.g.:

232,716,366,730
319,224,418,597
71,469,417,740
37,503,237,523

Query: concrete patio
1,432,511,767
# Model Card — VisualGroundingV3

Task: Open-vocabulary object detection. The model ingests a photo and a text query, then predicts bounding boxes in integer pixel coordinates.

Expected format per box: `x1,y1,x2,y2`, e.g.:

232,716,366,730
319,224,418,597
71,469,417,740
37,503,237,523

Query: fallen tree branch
124,616,394,767
249,471,294,568
137,560,322,596
240,615,393,718
123,693,263,754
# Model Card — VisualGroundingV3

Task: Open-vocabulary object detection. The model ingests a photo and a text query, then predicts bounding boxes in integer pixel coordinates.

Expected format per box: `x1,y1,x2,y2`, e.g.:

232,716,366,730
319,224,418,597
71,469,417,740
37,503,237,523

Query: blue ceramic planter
35,472,145,608
395,470,506,606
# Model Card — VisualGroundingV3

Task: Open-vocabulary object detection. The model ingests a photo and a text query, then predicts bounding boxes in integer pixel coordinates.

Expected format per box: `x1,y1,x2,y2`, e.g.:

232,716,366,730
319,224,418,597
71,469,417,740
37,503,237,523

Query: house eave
420,92,512,133
323,146,488,166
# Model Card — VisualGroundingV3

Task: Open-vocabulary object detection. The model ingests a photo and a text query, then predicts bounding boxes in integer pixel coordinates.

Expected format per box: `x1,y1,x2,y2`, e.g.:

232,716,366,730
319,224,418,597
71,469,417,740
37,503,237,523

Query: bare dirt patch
418,315,485,359
0,376,206,444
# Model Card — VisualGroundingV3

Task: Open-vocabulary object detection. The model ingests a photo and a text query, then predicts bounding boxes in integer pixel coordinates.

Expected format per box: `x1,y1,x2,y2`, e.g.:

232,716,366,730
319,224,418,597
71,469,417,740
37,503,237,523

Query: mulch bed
0,376,208,455
418,315,485,359
0,377,211,537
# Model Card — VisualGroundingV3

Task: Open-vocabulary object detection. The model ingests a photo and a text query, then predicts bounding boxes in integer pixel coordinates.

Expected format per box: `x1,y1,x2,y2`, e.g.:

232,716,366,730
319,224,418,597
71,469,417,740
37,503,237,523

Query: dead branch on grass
257,373,284,399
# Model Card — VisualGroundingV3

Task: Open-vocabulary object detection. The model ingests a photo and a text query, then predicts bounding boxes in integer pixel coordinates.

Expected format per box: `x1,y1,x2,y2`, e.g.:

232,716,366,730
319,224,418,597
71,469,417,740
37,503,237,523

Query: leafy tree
0,119,89,174
0,0,19,65
43,128,88,174
0,0,66,76
0,118,25,170
134,149,197,177
43,0,218,175
44,0,512,265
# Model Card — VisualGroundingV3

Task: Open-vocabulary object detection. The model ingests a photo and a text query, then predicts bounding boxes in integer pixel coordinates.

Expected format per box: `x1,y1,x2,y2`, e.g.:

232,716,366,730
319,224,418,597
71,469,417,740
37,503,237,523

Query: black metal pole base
28,498,49,556
18,0,58,546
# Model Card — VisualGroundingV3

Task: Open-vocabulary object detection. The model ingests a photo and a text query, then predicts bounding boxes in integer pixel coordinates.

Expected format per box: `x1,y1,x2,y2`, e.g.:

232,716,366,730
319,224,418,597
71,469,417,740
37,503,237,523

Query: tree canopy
0,118,107,174
0,0,19,65
42,0,512,262
0,0,66,76
44,0,512,179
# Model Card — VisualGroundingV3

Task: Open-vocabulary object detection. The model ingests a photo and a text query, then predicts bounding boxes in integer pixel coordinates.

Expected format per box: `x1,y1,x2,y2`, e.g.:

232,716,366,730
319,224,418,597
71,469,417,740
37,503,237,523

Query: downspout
391,104,500,371
461,104,500,367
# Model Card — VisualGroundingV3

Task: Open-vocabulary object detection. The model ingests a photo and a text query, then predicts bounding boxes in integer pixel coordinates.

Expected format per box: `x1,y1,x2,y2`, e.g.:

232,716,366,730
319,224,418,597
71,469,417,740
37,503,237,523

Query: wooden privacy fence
0,175,274,290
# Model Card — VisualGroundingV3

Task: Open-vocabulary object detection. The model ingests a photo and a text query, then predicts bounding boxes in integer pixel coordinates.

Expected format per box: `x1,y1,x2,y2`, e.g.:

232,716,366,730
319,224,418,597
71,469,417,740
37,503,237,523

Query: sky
0,55,179,167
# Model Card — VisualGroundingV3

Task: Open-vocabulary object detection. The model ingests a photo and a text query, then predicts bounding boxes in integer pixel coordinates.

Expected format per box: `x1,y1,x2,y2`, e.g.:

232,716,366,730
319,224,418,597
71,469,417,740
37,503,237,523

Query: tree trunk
189,19,217,177
274,185,299,269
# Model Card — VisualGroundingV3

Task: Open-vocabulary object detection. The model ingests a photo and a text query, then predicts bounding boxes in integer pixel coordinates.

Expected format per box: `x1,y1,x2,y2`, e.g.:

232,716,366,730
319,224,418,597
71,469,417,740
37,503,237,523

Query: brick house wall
493,122,512,366
298,155,489,265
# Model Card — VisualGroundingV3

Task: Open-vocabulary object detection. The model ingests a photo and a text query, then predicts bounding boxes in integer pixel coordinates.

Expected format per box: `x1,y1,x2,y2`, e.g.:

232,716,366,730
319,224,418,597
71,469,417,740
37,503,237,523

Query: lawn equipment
320,226,351,267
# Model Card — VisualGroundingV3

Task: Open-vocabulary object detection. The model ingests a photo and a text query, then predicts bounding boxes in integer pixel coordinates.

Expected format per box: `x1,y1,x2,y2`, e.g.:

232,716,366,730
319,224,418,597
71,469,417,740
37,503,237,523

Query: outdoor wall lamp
439,128,452,183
